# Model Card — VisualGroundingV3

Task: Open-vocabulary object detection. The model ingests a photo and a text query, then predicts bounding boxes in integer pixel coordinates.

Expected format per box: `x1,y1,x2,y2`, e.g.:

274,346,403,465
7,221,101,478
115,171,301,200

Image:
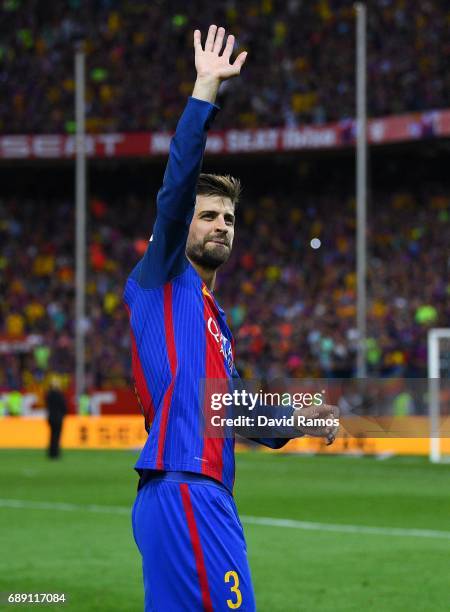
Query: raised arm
131,25,247,289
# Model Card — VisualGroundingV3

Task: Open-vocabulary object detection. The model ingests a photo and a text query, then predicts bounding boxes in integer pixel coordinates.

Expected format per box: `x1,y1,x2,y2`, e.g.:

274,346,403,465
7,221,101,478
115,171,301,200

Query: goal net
428,329,450,463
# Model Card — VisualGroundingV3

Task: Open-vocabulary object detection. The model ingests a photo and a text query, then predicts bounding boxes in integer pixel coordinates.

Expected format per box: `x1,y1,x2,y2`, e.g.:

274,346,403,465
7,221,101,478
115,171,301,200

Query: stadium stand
0,0,449,134
1,181,448,390
1,1,449,395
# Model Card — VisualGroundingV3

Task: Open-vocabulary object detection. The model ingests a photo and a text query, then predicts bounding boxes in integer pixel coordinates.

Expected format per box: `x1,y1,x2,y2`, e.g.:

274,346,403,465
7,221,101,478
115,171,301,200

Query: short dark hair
197,173,241,206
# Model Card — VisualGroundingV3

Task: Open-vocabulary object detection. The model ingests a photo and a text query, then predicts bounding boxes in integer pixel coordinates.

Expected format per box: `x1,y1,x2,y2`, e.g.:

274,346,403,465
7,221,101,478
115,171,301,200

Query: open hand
194,25,247,82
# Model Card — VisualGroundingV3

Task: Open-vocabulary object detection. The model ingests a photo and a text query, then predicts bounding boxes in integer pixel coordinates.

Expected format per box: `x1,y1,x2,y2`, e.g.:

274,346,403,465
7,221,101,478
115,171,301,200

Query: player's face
186,195,235,270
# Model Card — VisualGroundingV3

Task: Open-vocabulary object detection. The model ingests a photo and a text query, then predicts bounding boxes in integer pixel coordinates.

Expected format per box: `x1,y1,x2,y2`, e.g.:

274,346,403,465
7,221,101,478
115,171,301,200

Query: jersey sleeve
130,97,219,289
230,366,301,449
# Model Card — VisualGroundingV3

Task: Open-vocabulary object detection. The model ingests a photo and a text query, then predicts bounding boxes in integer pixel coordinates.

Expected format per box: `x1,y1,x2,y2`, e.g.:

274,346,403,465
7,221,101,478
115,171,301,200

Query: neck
190,260,217,291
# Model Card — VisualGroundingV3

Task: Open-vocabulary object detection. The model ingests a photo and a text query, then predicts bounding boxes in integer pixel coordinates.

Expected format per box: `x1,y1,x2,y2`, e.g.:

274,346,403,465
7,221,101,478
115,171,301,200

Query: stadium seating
1,188,448,390
0,0,448,134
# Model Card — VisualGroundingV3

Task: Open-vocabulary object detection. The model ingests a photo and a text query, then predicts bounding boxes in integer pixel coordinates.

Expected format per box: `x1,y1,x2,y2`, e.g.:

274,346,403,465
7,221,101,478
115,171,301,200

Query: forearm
239,404,299,450
248,437,291,450
228,372,301,445
230,395,302,442
156,97,218,223
192,76,221,105
246,403,300,439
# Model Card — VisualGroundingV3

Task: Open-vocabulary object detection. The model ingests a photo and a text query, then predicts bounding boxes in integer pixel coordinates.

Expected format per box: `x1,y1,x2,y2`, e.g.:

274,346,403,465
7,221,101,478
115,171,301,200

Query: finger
205,24,217,52
326,434,335,446
222,34,235,59
231,51,248,72
193,29,202,50
213,26,226,54
328,404,338,417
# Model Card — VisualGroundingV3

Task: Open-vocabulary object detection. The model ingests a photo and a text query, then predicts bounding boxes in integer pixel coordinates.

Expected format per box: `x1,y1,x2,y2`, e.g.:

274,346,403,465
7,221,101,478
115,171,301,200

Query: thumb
232,51,248,73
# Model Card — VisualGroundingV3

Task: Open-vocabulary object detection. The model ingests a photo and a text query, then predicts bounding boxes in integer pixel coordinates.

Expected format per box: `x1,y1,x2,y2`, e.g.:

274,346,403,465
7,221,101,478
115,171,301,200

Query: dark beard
186,241,230,271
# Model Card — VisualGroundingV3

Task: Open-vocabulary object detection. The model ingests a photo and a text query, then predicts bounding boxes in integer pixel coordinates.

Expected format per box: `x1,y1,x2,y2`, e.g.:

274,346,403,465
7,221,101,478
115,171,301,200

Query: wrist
192,75,221,104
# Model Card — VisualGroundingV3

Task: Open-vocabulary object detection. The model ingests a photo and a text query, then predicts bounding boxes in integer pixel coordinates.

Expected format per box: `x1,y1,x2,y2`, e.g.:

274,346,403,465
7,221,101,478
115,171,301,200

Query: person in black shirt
45,376,67,459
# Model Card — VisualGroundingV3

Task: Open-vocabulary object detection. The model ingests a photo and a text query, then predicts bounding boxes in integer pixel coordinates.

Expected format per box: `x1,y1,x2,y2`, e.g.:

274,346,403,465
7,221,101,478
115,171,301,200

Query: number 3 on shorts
224,570,242,609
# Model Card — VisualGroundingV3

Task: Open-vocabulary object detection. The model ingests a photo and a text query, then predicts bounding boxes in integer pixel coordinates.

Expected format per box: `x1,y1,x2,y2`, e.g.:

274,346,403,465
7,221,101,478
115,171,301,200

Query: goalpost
428,328,450,463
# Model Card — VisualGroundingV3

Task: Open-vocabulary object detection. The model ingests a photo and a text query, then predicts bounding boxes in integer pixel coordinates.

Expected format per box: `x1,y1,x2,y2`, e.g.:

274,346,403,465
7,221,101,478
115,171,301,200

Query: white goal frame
428,328,450,463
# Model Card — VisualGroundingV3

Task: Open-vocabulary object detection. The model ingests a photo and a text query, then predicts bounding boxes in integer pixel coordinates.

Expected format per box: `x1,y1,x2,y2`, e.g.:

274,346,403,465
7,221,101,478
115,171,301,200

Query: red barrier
0,109,449,159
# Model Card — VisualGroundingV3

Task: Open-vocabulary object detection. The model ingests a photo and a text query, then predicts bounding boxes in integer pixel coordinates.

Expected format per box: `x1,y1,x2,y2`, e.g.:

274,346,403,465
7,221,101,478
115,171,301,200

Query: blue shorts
132,471,256,611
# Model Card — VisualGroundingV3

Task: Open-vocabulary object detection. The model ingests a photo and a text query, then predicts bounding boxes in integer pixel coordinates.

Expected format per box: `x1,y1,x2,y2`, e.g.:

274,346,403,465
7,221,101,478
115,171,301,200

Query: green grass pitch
0,449,449,611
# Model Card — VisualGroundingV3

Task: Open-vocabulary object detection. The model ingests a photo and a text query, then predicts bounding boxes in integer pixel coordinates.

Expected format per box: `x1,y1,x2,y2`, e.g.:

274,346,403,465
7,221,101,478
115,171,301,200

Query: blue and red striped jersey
123,97,288,492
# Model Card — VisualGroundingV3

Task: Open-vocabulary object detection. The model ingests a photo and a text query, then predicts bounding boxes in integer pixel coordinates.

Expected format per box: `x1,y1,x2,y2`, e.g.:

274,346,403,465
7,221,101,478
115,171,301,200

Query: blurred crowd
1,185,449,392
1,0,449,134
